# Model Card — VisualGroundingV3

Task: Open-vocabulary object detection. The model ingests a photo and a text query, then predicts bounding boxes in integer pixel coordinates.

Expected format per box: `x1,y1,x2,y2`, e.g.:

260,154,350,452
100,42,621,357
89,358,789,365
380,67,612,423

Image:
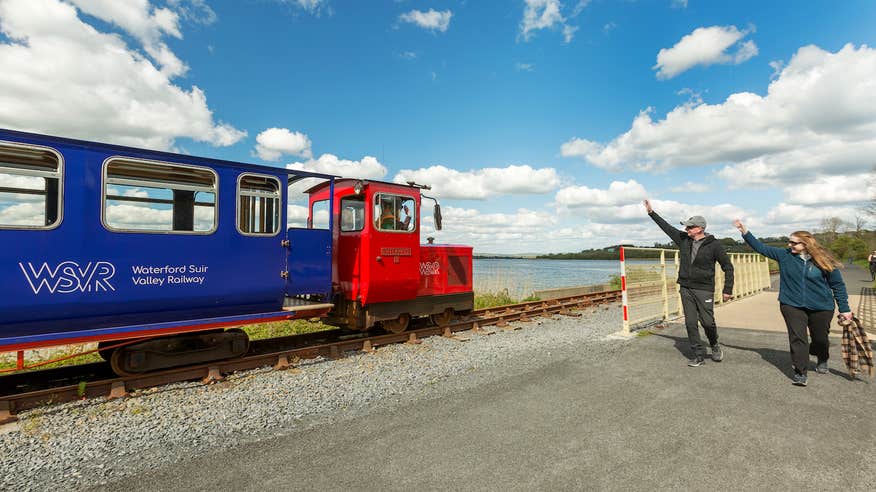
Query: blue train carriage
0,128,336,374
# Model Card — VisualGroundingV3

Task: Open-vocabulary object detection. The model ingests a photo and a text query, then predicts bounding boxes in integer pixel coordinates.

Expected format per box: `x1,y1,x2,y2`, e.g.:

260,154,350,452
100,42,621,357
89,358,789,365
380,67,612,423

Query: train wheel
382,313,410,334
430,308,454,326
108,329,250,376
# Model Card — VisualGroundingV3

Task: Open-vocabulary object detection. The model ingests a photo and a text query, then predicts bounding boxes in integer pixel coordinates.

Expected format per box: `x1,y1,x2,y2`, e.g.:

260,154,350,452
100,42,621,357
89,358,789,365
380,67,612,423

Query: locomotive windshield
374,193,415,232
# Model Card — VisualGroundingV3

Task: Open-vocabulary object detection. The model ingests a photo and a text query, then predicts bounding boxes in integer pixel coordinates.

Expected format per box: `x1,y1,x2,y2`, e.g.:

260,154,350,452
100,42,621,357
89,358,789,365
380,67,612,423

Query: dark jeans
779,304,832,375
869,262,876,280
680,286,718,358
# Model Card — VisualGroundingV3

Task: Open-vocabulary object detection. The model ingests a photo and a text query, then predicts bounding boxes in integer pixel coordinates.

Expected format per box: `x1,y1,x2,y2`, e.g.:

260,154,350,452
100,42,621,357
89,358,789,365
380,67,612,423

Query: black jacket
648,211,734,294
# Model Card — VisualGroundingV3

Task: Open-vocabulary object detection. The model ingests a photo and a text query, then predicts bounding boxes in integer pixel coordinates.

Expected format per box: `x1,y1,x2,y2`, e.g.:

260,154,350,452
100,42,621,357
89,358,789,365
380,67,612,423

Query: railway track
0,289,621,424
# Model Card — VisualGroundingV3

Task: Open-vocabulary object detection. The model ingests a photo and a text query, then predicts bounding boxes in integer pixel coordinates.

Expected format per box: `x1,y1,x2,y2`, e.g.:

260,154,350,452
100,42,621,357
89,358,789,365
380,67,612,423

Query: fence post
620,246,629,335
674,251,681,316
661,250,668,321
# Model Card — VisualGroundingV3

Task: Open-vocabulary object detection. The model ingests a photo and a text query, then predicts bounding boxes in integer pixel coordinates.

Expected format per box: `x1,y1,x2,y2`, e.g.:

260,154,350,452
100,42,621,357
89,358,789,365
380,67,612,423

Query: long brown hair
790,231,842,272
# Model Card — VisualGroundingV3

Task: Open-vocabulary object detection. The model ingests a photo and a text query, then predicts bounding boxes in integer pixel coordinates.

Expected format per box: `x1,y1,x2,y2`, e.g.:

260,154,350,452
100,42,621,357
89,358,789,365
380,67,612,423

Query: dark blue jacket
742,231,850,312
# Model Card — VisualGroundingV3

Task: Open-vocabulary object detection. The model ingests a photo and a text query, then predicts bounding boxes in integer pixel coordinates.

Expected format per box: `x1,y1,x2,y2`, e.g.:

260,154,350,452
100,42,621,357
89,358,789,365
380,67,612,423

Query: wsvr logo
419,261,440,276
19,261,116,294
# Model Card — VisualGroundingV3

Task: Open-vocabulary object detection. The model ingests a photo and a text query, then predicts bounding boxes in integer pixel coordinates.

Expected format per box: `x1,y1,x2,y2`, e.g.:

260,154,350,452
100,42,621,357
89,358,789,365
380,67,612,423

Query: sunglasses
788,240,803,246
684,226,701,230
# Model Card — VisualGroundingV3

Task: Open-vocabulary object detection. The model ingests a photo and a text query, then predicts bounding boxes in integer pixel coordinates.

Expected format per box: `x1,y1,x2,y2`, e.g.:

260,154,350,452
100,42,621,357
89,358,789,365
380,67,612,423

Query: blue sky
1,0,875,253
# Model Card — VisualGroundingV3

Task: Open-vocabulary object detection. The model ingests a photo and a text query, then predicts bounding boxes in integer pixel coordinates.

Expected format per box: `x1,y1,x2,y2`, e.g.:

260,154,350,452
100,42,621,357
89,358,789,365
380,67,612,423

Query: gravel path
1,304,625,490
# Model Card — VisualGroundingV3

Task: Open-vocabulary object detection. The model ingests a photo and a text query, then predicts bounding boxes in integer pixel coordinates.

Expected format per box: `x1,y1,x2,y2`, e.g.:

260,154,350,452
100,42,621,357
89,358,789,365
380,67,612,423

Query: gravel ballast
1,305,625,490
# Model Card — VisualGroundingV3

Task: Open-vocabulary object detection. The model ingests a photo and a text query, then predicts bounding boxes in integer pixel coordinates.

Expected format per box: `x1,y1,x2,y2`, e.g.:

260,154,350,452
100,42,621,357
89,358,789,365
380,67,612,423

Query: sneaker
791,373,808,386
815,361,828,374
687,356,705,367
711,344,724,362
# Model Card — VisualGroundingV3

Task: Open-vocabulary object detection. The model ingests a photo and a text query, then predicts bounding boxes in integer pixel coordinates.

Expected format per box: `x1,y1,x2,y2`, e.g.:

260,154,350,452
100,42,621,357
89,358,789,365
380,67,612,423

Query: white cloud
519,0,578,43
254,128,313,161
750,203,865,237
287,154,387,179
0,202,45,225
669,181,711,193
555,180,648,209
516,62,535,72
562,44,876,194
654,25,758,79
398,9,452,33
393,164,561,200
781,174,876,206
0,0,245,151
167,0,216,26
429,206,558,252
68,0,187,77
279,0,331,16
286,204,309,228
104,202,214,231
628,199,748,235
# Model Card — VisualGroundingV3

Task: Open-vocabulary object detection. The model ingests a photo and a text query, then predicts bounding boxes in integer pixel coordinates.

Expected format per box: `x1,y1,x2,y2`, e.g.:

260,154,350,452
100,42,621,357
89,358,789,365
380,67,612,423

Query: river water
473,258,620,298
472,258,680,298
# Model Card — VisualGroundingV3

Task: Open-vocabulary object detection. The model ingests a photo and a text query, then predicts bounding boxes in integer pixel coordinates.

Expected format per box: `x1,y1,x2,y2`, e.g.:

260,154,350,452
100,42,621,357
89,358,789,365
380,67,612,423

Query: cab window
340,196,364,232
373,194,415,232
310,199,330,230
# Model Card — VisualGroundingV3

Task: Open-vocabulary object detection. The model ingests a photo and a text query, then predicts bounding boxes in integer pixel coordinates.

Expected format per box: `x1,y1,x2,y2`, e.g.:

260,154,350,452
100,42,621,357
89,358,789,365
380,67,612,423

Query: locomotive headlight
353,180,364,195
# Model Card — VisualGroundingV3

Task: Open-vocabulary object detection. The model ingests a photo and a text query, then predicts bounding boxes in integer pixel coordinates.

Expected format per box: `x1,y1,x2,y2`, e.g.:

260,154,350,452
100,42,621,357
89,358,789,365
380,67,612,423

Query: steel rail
0,289,621,424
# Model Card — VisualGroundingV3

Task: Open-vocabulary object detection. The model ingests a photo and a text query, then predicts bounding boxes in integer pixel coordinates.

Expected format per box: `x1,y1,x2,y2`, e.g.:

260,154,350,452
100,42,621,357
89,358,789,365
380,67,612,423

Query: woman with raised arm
733,219,852,387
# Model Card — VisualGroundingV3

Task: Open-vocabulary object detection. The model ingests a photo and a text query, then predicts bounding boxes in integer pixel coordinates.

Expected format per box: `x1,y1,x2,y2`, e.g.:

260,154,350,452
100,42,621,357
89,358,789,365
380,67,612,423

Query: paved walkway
106,266,876,491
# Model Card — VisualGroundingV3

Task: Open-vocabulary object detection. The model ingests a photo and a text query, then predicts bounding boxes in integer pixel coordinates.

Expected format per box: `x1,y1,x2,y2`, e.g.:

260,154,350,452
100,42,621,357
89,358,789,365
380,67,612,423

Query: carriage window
311,199,330,230
340,196,364,232
373,194,415,232
237,174,280,235
0,143,62,229
103,158,217,233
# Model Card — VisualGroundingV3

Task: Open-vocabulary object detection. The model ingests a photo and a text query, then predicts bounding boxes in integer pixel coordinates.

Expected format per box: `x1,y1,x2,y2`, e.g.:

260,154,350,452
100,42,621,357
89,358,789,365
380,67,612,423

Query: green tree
829,235,868,261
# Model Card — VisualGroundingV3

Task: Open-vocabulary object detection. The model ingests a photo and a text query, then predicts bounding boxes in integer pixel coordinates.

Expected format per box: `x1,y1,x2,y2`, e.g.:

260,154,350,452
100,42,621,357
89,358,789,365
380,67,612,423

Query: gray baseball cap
680,215,707,228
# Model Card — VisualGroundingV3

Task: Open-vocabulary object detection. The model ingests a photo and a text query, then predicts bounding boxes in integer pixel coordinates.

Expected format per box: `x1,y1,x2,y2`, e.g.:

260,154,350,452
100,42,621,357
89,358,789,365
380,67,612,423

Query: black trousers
869,262,876,280
679,286,718,358
779,304,832,375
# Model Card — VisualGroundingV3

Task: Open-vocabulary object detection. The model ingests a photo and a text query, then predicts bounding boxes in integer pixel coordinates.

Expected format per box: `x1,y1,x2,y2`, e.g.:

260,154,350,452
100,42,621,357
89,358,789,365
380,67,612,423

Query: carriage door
285,177,333,299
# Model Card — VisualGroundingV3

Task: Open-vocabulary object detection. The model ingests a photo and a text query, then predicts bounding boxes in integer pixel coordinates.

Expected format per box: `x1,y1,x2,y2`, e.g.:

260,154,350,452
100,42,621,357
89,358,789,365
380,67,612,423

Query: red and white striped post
620,246,630,335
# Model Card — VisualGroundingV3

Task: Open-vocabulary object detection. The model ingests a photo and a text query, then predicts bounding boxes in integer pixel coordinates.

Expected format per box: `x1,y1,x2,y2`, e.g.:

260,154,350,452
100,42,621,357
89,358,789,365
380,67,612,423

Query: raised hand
643,199,653,214
733,219,747,234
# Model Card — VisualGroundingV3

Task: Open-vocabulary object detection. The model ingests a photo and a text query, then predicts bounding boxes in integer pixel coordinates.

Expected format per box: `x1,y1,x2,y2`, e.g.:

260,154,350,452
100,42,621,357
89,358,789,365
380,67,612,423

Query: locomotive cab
308,179,473,332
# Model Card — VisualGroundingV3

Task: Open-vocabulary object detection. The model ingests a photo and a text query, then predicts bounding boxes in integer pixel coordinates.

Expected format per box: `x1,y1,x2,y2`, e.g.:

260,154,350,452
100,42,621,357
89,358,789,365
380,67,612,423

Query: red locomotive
308,178,474,333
